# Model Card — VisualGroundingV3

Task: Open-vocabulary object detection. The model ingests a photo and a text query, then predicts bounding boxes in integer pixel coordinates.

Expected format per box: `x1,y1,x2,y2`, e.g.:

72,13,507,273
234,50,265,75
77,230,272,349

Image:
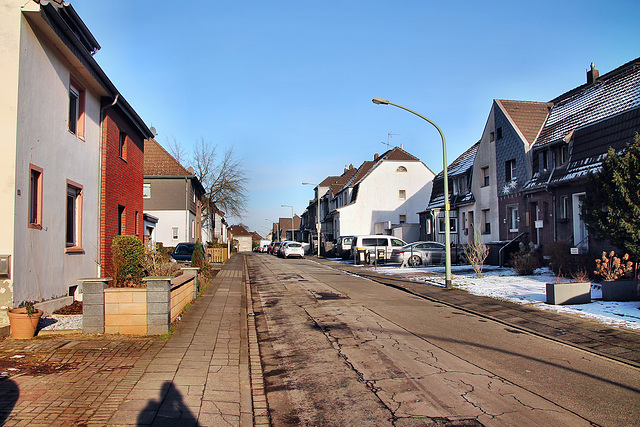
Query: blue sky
70,0,640,236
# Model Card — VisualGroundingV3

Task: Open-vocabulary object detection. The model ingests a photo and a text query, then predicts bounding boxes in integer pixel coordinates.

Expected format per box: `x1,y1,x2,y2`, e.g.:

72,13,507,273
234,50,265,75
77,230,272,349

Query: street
247,253,640,426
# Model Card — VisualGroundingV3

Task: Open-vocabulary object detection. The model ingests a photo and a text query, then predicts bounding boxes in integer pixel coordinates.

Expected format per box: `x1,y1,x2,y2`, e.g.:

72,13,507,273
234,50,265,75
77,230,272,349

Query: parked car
171,242,206,265
282,242,305,259
351,235,407,263
270,241,283,255
277,241,294,257
390,241,462,266
335,235,355,259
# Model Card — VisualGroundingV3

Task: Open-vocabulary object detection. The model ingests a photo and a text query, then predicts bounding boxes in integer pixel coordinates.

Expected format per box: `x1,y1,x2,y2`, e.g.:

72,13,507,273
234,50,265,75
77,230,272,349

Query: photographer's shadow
138,381,199,426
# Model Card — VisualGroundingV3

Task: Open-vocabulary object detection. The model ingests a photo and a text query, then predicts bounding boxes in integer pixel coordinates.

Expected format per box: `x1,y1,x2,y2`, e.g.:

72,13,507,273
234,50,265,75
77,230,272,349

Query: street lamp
372,97,452,289
281,205,294,242
303,182,321,257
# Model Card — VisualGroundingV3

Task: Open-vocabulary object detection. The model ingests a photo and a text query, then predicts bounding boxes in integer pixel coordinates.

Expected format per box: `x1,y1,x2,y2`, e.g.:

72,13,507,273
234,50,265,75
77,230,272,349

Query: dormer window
396,166,407,172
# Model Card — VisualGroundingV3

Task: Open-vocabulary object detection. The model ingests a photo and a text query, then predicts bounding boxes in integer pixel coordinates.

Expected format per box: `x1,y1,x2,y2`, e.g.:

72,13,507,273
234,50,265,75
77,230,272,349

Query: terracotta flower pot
7,308,43,339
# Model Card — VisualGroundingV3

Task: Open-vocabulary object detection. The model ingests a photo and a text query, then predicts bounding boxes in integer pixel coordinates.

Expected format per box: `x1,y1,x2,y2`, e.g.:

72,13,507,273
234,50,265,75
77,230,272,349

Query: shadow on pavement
138,381,199,426
0,377,19,424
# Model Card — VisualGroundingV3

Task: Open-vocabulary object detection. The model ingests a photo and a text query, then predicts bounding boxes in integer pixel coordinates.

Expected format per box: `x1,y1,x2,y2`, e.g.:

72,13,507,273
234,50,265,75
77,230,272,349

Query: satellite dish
149,126,158,136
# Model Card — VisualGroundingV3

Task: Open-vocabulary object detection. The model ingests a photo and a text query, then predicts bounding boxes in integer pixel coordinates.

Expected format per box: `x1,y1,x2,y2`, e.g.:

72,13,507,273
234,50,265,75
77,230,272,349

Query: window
118,205,125,235
508,205,519,232
559,145,568,165
68,76,85,138
438,216,457,233
505,159,516,182
396,166,407,172
399,214,406,224
482,209,491,234
135,211,139,235
172,227,179,240
490,132,495,142
29,165,43,229
560,196,569,219
66,181,83,251
143,183,151,198
119,132,127,160
540,151,549,171
453,177,466,194
399,189,406,200
482,167,489,187
496,127,503,139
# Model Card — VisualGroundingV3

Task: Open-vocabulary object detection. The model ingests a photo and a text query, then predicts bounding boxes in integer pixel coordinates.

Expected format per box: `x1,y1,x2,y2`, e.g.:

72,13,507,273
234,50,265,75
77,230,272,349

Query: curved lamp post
281,205,294,242
302,182,321,257
372,97,452,289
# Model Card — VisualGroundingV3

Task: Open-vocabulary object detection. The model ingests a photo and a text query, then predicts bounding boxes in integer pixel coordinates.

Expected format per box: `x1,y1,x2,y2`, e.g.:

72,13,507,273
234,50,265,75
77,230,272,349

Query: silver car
390,241,457,266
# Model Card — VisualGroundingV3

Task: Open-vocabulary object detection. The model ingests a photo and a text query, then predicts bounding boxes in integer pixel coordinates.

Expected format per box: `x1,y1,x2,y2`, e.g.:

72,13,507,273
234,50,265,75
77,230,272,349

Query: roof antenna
381,131,400,150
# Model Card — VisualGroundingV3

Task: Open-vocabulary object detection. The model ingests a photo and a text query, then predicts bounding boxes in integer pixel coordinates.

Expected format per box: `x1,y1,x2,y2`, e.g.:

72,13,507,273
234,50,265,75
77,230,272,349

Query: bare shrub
462,230,489,278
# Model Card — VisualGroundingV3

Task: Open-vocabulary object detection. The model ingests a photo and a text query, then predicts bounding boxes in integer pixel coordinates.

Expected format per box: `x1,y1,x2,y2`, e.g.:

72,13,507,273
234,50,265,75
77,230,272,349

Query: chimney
349,163,353,169
374,153,379,160
587,62,599,84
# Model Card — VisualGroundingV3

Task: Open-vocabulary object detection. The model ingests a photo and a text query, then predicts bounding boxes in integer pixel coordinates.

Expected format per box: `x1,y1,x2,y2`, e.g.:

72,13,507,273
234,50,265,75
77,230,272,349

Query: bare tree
166,135,186,165
192,138,248,219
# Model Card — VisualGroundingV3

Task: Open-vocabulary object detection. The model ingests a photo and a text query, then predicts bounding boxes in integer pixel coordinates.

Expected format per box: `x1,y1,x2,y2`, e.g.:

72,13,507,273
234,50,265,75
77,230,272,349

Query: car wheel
409,255,422,267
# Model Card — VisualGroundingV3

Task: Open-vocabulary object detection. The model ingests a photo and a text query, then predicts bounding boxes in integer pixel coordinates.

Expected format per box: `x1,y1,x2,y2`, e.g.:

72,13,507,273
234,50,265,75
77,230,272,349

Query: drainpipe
97,94,119,277
185,177,189,242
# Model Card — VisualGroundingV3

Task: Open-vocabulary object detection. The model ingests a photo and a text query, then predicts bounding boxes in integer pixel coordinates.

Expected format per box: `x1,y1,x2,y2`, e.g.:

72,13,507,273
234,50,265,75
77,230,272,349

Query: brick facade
100,105,145,277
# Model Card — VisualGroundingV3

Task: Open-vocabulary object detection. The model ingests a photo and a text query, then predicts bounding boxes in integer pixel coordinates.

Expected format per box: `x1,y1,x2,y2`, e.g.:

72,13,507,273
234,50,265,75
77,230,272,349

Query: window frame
482,208,491,234
68,76,85,138
119,131,127,161
29,164,43,229
505,159,516,182
172,227,179,240
507,205,519,232
398,189,406,200
482,167,489,187
65,180,83,253
399,214,406,224
143,183,151,199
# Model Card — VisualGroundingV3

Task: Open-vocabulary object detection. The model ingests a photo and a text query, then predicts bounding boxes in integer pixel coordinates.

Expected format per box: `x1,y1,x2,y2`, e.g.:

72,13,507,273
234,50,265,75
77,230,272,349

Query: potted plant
545,269,591,305
7,302,43,339
594,251,637,301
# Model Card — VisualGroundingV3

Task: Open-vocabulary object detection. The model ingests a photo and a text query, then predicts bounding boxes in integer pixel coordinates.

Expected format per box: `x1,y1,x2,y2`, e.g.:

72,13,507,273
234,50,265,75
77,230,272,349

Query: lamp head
372,97,390,105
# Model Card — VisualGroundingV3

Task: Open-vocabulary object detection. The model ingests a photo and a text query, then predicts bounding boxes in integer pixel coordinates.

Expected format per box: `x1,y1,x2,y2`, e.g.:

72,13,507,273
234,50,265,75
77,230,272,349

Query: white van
351,235,407,264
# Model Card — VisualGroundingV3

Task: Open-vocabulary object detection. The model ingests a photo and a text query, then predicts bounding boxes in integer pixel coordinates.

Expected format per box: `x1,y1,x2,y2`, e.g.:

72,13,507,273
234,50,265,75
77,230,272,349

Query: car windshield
174,245,194,255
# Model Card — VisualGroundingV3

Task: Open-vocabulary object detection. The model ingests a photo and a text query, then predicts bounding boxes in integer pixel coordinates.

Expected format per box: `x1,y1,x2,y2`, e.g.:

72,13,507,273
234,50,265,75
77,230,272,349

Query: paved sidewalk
313,257,640,367
0,254,267,426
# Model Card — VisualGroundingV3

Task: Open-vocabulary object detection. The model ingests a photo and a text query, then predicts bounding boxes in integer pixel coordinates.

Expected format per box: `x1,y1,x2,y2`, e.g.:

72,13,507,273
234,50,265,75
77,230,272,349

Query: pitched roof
229,224,252,236
426,141,479,210
144,139,191,176
537,58,640,148
496,100,553,145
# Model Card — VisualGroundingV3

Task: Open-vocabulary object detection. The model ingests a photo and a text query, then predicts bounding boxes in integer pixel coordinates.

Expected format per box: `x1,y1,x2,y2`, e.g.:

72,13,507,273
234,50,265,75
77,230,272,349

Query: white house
0,0,108,320
332,147,435,242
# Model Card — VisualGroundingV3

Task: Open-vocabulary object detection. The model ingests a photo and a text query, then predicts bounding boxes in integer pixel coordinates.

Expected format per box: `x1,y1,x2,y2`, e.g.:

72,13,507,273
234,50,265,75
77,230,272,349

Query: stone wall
82,268,198,335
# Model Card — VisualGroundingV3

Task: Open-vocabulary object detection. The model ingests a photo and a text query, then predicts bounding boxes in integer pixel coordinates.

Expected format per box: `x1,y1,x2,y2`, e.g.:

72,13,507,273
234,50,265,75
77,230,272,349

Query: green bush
191,240,204,268
112,235,145,287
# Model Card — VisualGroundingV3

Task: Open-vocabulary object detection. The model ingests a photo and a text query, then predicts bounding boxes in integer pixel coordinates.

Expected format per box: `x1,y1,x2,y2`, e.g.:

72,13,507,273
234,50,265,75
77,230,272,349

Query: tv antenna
381,132,400,150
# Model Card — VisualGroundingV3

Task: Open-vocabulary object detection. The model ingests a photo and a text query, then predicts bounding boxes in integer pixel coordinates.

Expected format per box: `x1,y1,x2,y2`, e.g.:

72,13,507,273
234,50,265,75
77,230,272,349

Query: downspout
97,94,119,277
185,177,189,242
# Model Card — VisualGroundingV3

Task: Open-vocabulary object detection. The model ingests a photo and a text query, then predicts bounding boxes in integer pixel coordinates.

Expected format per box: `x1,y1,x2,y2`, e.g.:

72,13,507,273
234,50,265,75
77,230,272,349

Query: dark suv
171,243,206,265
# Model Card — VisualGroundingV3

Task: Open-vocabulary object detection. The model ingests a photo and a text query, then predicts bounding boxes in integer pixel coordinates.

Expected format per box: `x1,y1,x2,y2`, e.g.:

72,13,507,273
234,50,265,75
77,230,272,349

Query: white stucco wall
145,210,197,247
336,160,434,240
10,10,102,304
0,1,24,314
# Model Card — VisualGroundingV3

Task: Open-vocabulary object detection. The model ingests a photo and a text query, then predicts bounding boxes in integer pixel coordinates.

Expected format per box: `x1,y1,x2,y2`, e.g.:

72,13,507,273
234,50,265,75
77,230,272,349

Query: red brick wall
100,106,145,278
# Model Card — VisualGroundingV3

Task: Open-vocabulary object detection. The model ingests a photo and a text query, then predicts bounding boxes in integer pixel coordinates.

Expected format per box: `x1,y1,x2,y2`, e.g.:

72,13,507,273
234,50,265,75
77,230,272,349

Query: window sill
120,156,127,163
65,246,85,254
28,223,42,230
509,229,519,233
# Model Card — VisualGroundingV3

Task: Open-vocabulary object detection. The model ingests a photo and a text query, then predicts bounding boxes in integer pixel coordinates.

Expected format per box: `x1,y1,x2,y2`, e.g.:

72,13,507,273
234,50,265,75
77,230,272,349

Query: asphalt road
247,253,640,426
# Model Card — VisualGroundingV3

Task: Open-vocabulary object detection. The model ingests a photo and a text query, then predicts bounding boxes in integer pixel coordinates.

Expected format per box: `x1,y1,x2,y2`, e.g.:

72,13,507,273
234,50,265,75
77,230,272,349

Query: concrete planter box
601,280,639,301
546,282,591,305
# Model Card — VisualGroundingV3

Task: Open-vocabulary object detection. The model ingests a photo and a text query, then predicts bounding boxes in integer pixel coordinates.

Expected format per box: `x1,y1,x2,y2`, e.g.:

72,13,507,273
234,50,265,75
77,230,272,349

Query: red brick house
100,100,153,278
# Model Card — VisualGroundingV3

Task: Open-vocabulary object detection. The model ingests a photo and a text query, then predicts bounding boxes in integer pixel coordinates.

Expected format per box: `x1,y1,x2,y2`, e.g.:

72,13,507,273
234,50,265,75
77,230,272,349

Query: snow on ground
331,259,640,331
